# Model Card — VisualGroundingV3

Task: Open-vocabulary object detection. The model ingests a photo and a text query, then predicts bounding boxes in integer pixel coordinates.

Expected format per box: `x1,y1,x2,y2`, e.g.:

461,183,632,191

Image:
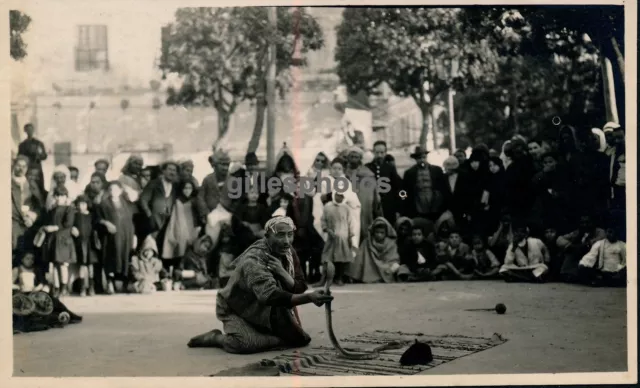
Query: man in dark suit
139,160,179,253
402,146,445,221
366,140,402,225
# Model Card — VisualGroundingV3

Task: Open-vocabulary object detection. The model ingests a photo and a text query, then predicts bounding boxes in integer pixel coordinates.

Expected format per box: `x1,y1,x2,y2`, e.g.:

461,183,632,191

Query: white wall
15,1,180,94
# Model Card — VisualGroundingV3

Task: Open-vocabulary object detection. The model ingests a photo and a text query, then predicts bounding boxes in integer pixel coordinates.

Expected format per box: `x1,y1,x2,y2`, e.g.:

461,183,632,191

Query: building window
75,25,109,72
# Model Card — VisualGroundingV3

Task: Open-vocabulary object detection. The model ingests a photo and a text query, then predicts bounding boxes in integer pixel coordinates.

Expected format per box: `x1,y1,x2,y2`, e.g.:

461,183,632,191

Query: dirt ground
13,281,627,377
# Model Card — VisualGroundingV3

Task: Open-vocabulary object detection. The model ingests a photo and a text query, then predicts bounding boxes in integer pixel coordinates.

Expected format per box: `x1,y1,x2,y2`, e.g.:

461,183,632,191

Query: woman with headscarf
262,144,300,210
346,217,400,284
483,156,507,232
503,137,536,221
272,145,325,283
500,140,513,170
464,149,489,234
161,180,200,269
119,155,147,242
307,152,331,238
45,165,80,211
118,154,144,203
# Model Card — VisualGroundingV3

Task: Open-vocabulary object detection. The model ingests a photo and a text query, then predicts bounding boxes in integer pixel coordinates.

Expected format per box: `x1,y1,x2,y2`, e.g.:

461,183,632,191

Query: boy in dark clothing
398,225,436,282
431,231,475,280
469,235,500,279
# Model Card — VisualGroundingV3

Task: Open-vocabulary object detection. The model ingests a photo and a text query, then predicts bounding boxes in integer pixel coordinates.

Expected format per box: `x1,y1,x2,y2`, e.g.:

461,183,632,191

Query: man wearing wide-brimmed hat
401,146,445,221
139,159,179,253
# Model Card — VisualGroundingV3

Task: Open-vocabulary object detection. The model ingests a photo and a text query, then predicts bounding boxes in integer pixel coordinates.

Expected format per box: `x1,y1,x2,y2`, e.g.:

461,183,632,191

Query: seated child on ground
499,225,550,283
431,230,474,280
128,235,164,294
469,235,500,279
578,226,626,287
398,225,436,282
412,217,437,244
175,234,215,290
395,217,414,247
346,217,400,284
12,252,46,293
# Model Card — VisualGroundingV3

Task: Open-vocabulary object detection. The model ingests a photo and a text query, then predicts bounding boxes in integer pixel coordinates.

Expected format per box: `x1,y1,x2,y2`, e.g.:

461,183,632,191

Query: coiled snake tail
322,262,403,359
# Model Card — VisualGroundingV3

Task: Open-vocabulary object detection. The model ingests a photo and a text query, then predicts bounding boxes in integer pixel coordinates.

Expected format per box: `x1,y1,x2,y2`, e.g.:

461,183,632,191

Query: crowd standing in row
11,120,627,298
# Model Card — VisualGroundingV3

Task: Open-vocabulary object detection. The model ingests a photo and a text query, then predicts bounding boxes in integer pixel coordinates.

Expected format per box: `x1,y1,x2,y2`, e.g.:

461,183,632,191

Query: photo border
0,0,635,386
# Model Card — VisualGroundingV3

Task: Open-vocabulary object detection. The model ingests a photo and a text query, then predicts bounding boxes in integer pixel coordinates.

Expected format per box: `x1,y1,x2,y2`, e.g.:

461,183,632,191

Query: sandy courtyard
12,281,628,377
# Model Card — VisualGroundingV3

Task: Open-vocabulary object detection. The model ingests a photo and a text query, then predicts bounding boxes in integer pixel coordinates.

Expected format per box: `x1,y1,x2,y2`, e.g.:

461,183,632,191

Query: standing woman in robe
162,180,199,272
96,181,136,294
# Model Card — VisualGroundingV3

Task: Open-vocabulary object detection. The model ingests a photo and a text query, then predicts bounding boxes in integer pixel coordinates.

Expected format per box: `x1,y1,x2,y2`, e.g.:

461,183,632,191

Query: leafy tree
335,7,499,149
242,7,324,154
10,10,31,61
159,7,323,151
160,8,258,142
462,6,622,130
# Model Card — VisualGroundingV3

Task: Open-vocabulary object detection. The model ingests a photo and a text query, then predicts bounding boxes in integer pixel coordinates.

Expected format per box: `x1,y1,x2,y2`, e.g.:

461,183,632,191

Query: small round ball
495,303,507,314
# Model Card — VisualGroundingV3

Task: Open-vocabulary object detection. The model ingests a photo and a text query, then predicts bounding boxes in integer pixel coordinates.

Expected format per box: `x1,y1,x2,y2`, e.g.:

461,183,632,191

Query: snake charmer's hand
265,253,288,278
308,290,333,306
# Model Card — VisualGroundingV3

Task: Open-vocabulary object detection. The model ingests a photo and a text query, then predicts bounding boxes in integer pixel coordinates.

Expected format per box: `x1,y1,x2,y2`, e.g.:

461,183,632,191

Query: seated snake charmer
187,216,333,354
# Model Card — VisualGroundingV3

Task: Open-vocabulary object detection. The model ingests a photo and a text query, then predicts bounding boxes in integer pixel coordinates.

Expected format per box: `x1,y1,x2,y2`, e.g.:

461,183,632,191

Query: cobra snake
321,261,404,359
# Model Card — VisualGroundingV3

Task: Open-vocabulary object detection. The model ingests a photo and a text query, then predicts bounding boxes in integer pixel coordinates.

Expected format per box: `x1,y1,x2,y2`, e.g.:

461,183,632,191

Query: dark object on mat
212,359,280,376
495,303,507,314
400,339,433,366
13,290,82,334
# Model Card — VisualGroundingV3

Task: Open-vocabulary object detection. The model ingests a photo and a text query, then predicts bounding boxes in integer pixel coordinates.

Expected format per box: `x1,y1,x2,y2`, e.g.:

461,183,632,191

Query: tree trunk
212,110,231,150
419,105,430,149
510,85,519,134
430,105,437,151
247,95,267,154
611,37,625,80
601,54,619,124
